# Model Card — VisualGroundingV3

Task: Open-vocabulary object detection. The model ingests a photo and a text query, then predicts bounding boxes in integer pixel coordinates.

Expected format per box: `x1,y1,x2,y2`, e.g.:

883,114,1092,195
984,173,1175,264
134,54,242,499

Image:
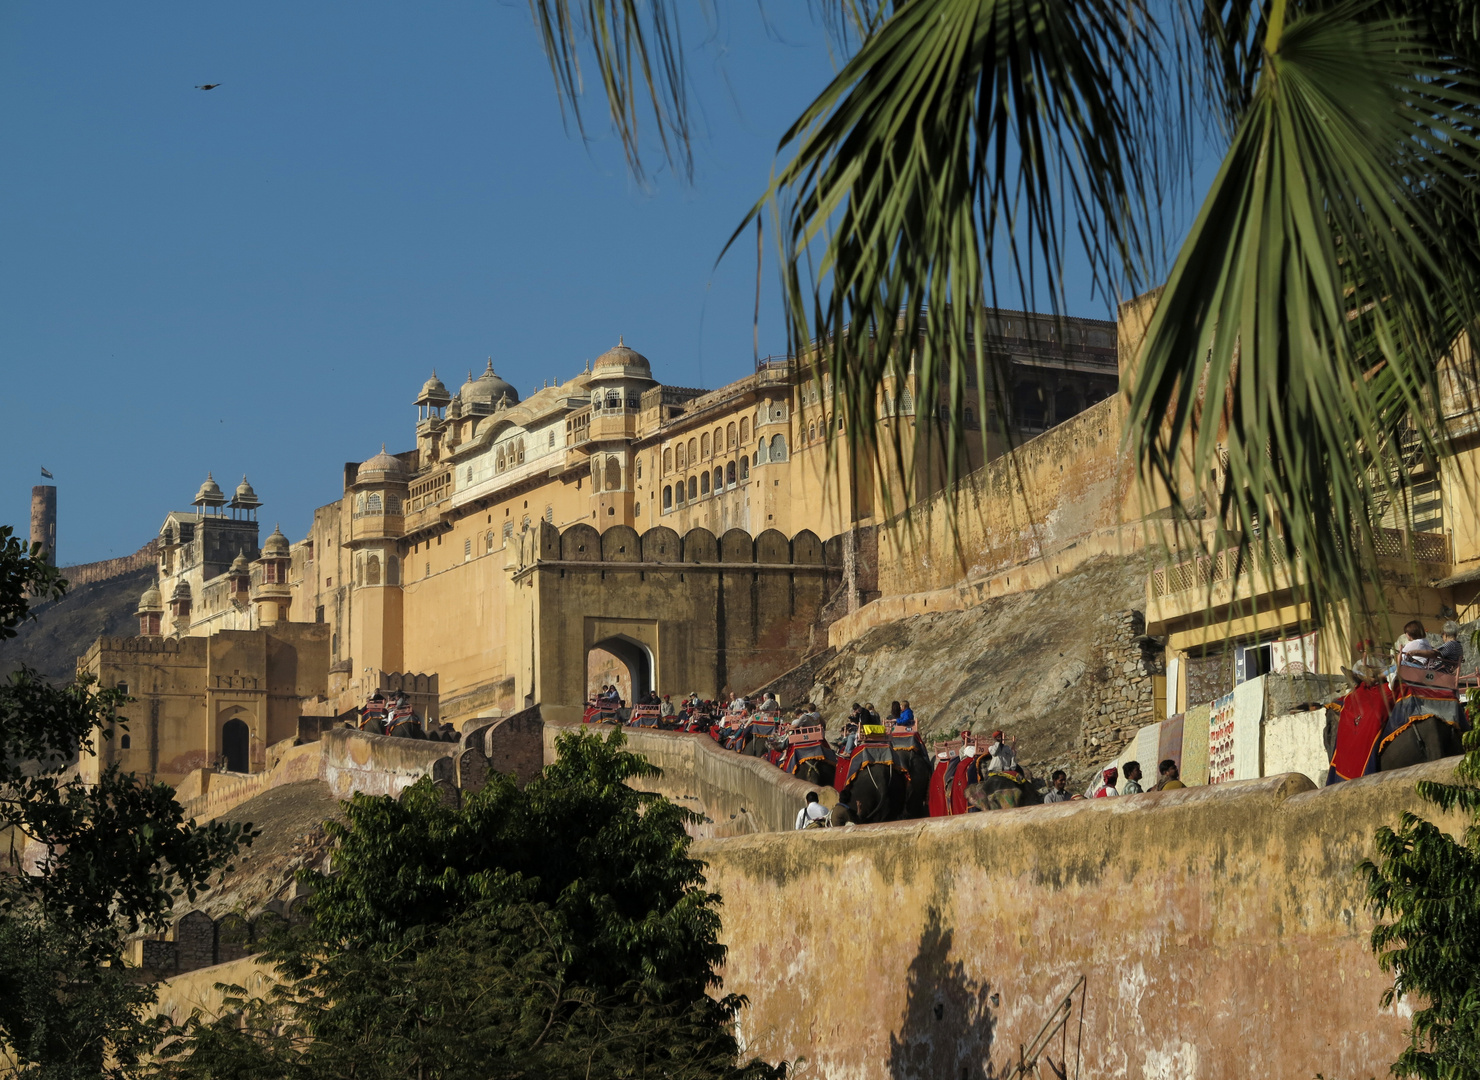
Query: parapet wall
542,720,831,835
60,539,160,588
696,759,1462,1080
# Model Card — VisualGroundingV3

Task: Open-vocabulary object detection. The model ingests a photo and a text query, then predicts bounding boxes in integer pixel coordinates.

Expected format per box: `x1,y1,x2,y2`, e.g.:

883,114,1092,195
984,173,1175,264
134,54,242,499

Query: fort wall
695,759,1460,1080
542,718,832,836
60,539,161,588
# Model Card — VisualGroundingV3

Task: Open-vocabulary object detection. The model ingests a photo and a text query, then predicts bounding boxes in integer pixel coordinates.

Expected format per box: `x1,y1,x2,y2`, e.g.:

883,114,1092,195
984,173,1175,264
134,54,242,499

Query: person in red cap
1091,766,1120,797
985,730,1017,773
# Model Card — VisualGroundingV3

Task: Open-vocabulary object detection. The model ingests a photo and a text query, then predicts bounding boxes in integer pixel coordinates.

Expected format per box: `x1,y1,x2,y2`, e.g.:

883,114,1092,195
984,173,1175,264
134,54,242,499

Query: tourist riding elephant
966,772,1043,811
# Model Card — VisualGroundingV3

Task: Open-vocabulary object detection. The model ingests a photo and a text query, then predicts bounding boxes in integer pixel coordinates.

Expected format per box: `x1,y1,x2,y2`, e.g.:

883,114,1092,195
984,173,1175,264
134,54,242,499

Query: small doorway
221,718,250,773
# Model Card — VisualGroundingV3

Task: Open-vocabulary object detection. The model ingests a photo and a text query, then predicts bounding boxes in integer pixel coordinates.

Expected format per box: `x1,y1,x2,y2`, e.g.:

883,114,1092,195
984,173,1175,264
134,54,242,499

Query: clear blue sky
1,2,1127,565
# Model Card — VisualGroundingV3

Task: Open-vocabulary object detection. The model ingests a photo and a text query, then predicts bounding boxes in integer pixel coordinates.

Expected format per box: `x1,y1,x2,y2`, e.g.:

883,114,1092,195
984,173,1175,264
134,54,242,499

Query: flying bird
195,83,221,91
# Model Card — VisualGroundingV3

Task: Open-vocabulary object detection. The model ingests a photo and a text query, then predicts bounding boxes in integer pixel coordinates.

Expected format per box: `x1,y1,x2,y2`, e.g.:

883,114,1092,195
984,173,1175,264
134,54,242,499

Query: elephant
1379,714,1465,771
965,772,1043,811
891,744,933,819
790,752,835,789
845,761,909,823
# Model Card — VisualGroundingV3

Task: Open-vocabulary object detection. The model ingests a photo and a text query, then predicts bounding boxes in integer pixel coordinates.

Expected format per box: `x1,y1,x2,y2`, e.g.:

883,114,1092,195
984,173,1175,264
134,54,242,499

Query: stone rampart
60,539,160,588
695,759,1463,1080
542,719,831,835
318,727,454,800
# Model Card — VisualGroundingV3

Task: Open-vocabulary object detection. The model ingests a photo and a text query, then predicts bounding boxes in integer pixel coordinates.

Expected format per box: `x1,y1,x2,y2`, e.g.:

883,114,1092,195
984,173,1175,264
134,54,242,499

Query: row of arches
354,552,401,586
548,522,827,566
663,458,748,510
591,455,624,493
354,492,403,516
663,418,751,474
495,437,527,474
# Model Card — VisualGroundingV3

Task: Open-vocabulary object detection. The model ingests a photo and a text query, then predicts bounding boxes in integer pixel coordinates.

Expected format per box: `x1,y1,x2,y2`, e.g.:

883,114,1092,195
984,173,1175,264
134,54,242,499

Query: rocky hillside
0,566,153,684
807,554,1149,778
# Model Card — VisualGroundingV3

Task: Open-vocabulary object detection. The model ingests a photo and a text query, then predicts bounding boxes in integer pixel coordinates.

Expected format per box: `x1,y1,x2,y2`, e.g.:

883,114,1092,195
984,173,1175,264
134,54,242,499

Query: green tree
156,728,784,1080
0,526,252,1079
528,0,1480,624
1364,701,1480,1079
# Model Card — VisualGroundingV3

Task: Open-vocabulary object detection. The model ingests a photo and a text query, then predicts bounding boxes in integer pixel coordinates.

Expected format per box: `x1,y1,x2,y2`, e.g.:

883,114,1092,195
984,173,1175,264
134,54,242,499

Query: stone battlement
60,539,160,588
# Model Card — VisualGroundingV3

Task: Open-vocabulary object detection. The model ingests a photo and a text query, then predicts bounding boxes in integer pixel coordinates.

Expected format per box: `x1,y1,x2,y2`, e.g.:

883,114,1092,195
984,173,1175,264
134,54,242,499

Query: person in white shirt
985,730,1018,774
795,791,829,829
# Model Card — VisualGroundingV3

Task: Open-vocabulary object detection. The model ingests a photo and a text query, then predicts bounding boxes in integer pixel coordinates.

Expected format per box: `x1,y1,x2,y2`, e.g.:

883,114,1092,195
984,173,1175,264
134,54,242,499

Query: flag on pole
39,467,53,479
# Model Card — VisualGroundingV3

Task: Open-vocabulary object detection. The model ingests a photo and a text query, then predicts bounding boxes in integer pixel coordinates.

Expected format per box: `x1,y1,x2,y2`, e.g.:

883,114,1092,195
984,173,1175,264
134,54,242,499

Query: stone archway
587,634,653,702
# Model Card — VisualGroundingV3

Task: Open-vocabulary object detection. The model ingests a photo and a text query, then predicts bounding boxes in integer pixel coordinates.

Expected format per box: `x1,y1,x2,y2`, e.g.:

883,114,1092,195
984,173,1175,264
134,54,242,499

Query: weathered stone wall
696,759,1463,1080
542,720,831,836
318,727,453,800
1080,608,1166,755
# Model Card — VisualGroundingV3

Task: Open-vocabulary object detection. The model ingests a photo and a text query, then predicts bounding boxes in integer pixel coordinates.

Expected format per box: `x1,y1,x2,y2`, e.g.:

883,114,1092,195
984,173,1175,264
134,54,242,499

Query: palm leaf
739,0,1173,515
527,0,695,180
1128,0,1480,636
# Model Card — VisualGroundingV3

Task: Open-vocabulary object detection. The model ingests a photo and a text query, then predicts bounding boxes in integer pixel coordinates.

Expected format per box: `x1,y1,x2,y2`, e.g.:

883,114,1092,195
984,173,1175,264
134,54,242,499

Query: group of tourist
1073,759,1185,801
355,691,459,742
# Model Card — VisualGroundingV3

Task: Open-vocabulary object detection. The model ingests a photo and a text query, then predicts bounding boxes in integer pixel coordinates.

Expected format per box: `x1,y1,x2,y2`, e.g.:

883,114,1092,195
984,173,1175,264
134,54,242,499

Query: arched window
496,449,506,473
712,427,723,454
770,433,788,462
120,733,131,749
688,476,698,500
676,443,686,469
726,461,736,486
387,495,401,514
739,417,750,444
503,520,514,538
757,439,769,464
687,437,697,463
355,493,366,515
701,432,711,458
515,438,525,464
366,555,381,585
604,457,621,491
548,430,555,447
663,485,672,510
386,556,399,585
713,467,723,492
486,531,494,553
635,458,643,480
899,389,914,414
726,422,736,449
663,447,673,473
809,421,816,442
466,466,473,484
739,456,749,480
522,515,531,529
367,493,382,514
606,393,619,410
700,472,710,495
545,506,553,523
675,482,685,505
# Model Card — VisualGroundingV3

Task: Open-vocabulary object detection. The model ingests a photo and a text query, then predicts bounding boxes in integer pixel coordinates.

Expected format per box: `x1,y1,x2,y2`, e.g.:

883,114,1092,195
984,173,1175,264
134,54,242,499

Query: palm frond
742,0,1172,512
1128,0,1480,636
527,0,696,180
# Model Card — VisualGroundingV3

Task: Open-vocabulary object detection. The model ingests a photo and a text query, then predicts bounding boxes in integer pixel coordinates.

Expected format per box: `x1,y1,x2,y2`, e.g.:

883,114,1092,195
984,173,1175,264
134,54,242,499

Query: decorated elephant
965,771,1043,811
843,762,909,823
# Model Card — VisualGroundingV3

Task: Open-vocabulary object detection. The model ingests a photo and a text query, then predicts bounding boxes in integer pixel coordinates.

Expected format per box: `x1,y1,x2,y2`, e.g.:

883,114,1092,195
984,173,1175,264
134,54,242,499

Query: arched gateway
508,521,850,723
